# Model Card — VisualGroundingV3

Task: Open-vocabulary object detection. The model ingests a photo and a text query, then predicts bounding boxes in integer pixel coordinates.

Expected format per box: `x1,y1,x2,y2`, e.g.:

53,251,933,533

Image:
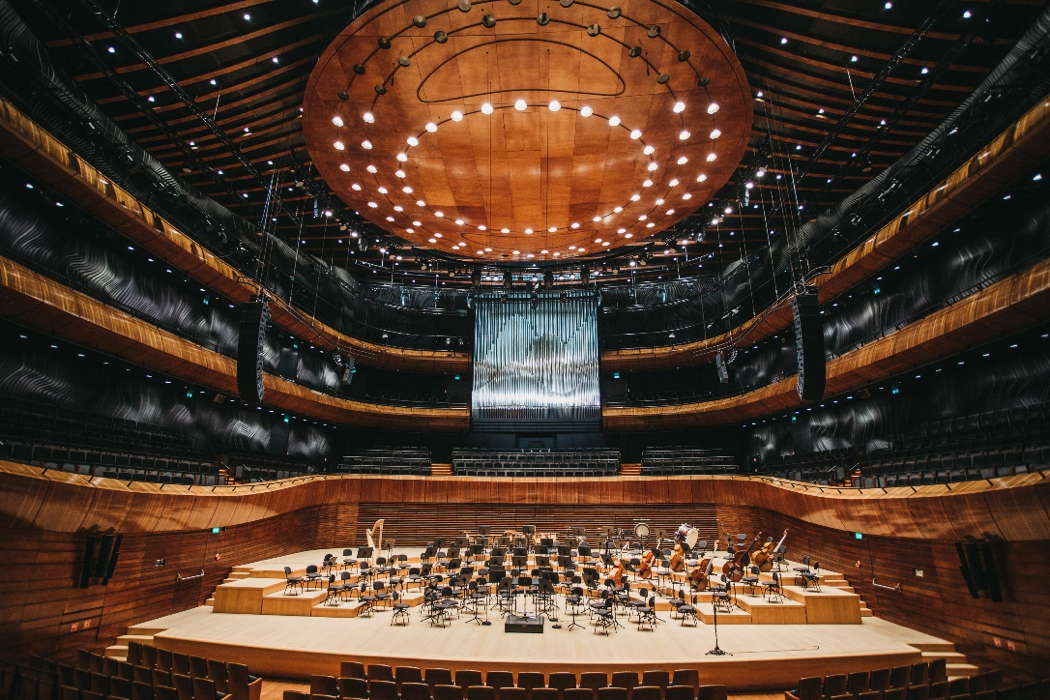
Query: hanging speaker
237,300,270,403
715,351,729,384
341,354,356,386
792,288,825,401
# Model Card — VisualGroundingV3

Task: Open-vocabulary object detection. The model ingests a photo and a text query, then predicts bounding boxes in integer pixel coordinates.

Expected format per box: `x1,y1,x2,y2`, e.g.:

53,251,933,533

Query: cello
752,529,788,572
637,549,656,579
687,558,713,591
610,558,627,586
724,530,762,582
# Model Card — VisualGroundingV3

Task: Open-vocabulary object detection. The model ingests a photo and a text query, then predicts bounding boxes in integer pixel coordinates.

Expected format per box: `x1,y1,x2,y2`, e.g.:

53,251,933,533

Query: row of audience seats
761,403,1050,487
338,448,432,476
0,439,219,485
639,447,739,476
1,644,260,700
292,664,725,700
452,449,620,477
786,663,1042,700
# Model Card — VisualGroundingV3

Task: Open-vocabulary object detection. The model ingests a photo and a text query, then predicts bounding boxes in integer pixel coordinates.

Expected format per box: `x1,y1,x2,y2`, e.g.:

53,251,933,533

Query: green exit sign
853,532,864,540
211,527,222,534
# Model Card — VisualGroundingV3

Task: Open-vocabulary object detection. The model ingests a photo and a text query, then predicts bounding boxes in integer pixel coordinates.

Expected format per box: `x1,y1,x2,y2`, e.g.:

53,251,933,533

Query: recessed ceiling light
174,32,183,40
630,129,642,139
332,115,344,127
366,164,378,173
481,102,494,115
361,140,373,149
425,122,438,132
514,98,527,111
450,110,463,121
548,100,561,112
706,102,719,114
363,112,375,123
678,130,690,141
580,105,593,117
333,140,345,150
709,128,721,139
608,115,621,126
673,100,686,113
677,156,689,165
243,12,251,20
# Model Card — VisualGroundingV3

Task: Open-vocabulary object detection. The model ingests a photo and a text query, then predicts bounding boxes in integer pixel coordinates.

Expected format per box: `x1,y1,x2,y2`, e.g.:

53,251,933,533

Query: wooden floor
141,603,946,690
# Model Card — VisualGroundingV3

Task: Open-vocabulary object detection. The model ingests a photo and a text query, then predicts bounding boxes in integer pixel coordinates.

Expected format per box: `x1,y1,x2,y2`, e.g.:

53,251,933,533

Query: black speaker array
792,289,825,401
956,537,1008,602
338,353,356,386
237,300,270,404
715,352,729,384
77,532,122,588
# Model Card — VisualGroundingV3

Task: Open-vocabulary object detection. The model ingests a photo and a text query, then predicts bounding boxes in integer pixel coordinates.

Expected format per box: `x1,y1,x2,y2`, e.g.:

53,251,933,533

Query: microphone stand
706,589,730,656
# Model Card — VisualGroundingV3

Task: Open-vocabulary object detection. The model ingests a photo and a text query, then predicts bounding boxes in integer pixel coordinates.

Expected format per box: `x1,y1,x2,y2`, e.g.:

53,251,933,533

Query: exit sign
853,532,864,540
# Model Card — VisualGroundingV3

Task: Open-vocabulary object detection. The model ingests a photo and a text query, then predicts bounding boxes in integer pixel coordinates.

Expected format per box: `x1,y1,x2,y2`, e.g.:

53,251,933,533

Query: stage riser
355,503,718,546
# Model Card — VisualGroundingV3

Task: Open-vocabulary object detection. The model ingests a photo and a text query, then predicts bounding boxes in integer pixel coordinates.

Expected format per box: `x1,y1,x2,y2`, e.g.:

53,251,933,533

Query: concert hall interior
2,0,1050,699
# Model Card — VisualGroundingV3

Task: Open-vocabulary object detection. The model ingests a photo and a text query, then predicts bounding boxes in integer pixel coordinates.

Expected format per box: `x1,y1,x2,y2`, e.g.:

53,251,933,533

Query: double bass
637,549,656,579
687,558,714,591
609,558,627,586
724,530,763,582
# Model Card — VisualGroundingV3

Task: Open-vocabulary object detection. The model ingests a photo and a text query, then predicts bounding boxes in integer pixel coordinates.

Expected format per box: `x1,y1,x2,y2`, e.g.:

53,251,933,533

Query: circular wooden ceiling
304,0,752,263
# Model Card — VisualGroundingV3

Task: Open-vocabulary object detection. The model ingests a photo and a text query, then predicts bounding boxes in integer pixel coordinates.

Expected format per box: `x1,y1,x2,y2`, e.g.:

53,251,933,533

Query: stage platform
116,548,969,691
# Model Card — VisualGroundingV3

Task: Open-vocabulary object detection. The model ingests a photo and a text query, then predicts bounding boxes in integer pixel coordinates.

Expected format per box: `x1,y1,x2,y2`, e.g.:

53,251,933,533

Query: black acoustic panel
792,289,825,401
237,301,270,404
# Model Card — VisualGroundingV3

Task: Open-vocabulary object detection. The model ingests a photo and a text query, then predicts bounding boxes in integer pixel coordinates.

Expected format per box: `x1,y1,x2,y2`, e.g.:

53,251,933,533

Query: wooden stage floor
129,548,961,691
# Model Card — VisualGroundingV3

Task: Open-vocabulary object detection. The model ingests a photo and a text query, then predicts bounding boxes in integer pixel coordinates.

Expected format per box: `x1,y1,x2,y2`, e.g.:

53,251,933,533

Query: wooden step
909,640,959,653
126,624,168,636
947,663,980,676
859,607,873,617
205,598,214,606
116,633,155,646
430,463,453,476
922,651,967,662
104,645,128,660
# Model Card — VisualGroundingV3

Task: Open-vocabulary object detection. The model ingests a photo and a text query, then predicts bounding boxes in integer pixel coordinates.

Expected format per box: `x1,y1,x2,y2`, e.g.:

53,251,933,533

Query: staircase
912,641,981,679
430,463,453,476
819,573,874,617
620,463,641,476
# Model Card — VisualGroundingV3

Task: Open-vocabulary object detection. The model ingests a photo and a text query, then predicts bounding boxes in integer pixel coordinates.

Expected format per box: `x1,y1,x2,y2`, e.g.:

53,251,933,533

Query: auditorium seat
452,448,620,477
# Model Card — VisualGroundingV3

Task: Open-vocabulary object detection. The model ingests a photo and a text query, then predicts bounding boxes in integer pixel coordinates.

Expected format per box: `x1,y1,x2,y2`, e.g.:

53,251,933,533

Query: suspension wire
737,193,757,321
759,179,779,301
289,208,305,307
759,95,800,292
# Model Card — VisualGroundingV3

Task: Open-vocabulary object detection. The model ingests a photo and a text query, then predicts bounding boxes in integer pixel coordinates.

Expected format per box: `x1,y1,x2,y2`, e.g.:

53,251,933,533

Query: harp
365,519,385,553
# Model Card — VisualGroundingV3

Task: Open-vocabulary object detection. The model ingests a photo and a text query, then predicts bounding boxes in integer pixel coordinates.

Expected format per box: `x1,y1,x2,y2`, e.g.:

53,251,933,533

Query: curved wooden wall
603,255,1050,428
0,97,470,374
0,256,469,430
4,462,1046,543
603,93,1050,371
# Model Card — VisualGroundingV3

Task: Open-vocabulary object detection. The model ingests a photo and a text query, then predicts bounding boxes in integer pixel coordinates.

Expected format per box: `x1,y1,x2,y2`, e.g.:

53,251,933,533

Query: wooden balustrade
0,96,470,374
602,91,1050,371
0,255,469,430
603,255,1050,428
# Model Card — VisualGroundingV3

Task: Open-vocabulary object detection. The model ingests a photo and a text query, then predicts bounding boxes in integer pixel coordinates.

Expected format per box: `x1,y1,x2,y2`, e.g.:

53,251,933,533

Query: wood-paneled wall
0,97,470,374
2,461,1047,673
354,503,718,546
722,505,1050,681
0,255,469,431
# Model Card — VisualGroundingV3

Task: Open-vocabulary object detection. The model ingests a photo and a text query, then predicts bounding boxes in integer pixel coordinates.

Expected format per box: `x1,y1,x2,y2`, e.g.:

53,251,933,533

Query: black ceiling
10,0,1045,283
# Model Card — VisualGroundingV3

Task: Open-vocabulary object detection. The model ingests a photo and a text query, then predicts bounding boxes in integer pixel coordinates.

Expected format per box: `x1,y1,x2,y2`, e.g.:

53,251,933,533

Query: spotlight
434,30,448,43
673,100,686,113
515,98,527,111
481,102,494,115
587,24,601,36
537,11,550,25
707,102,719,114
580,105,593,117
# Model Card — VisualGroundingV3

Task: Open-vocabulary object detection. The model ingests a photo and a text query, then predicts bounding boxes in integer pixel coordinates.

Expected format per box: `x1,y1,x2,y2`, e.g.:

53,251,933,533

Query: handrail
176,570,205,583
872,577,903,593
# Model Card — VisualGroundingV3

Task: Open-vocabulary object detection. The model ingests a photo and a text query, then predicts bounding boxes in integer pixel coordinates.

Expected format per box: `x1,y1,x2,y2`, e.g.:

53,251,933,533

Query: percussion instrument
634,522,651,539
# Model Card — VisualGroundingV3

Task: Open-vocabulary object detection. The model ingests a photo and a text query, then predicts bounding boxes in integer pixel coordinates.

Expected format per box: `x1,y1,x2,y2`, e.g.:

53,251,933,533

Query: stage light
678,156,689,165
366,164,378,173
580,105,593,117
647,162,658,171
548,100,561,112
407,136,419,146
361,140,373,149
643,145,655,155
333,140,345,150
630,129,642,139
709,128,721,139
515,98,527,111
352,183,362,191
780,37,788,45
850,55,858,63
481,102,494,115
706,102,719,114
451,110,464,121
608,115,621,126
272,56,280,64
962,9,972,19
175,31,183,39
425,122,438,132
678,130,690,141
396,152,408,161
673,100,686,114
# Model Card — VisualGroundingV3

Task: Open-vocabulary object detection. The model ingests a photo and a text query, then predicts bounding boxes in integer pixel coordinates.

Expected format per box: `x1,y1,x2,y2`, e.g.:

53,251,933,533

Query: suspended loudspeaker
237,300,270,403
715,352,729,384
341,354,356,386
791,288,825,401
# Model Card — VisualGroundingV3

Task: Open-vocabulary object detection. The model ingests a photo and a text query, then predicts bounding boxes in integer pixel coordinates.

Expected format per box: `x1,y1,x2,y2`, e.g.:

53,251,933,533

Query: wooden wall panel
354,503,718,546
718,505,1050,681
0,255,469,431
0,96,470,374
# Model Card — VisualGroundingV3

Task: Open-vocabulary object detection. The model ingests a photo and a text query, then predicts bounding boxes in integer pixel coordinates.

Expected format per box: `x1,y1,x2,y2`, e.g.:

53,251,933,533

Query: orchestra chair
637,596,662,631
391,591,412,625
632,686,662,700
434,684,465,700
341,662,366,679
697,685,728,700
676,590,699,626
303,564,323,589
467,686,496,700
740,566,761,596
369,680,398,700
593,596,618,634
339,678,368,700
485,671,514,689
548,673,576,691
566,586,587,630
283,567,304,596
310,677,339,696
611,673,638,690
